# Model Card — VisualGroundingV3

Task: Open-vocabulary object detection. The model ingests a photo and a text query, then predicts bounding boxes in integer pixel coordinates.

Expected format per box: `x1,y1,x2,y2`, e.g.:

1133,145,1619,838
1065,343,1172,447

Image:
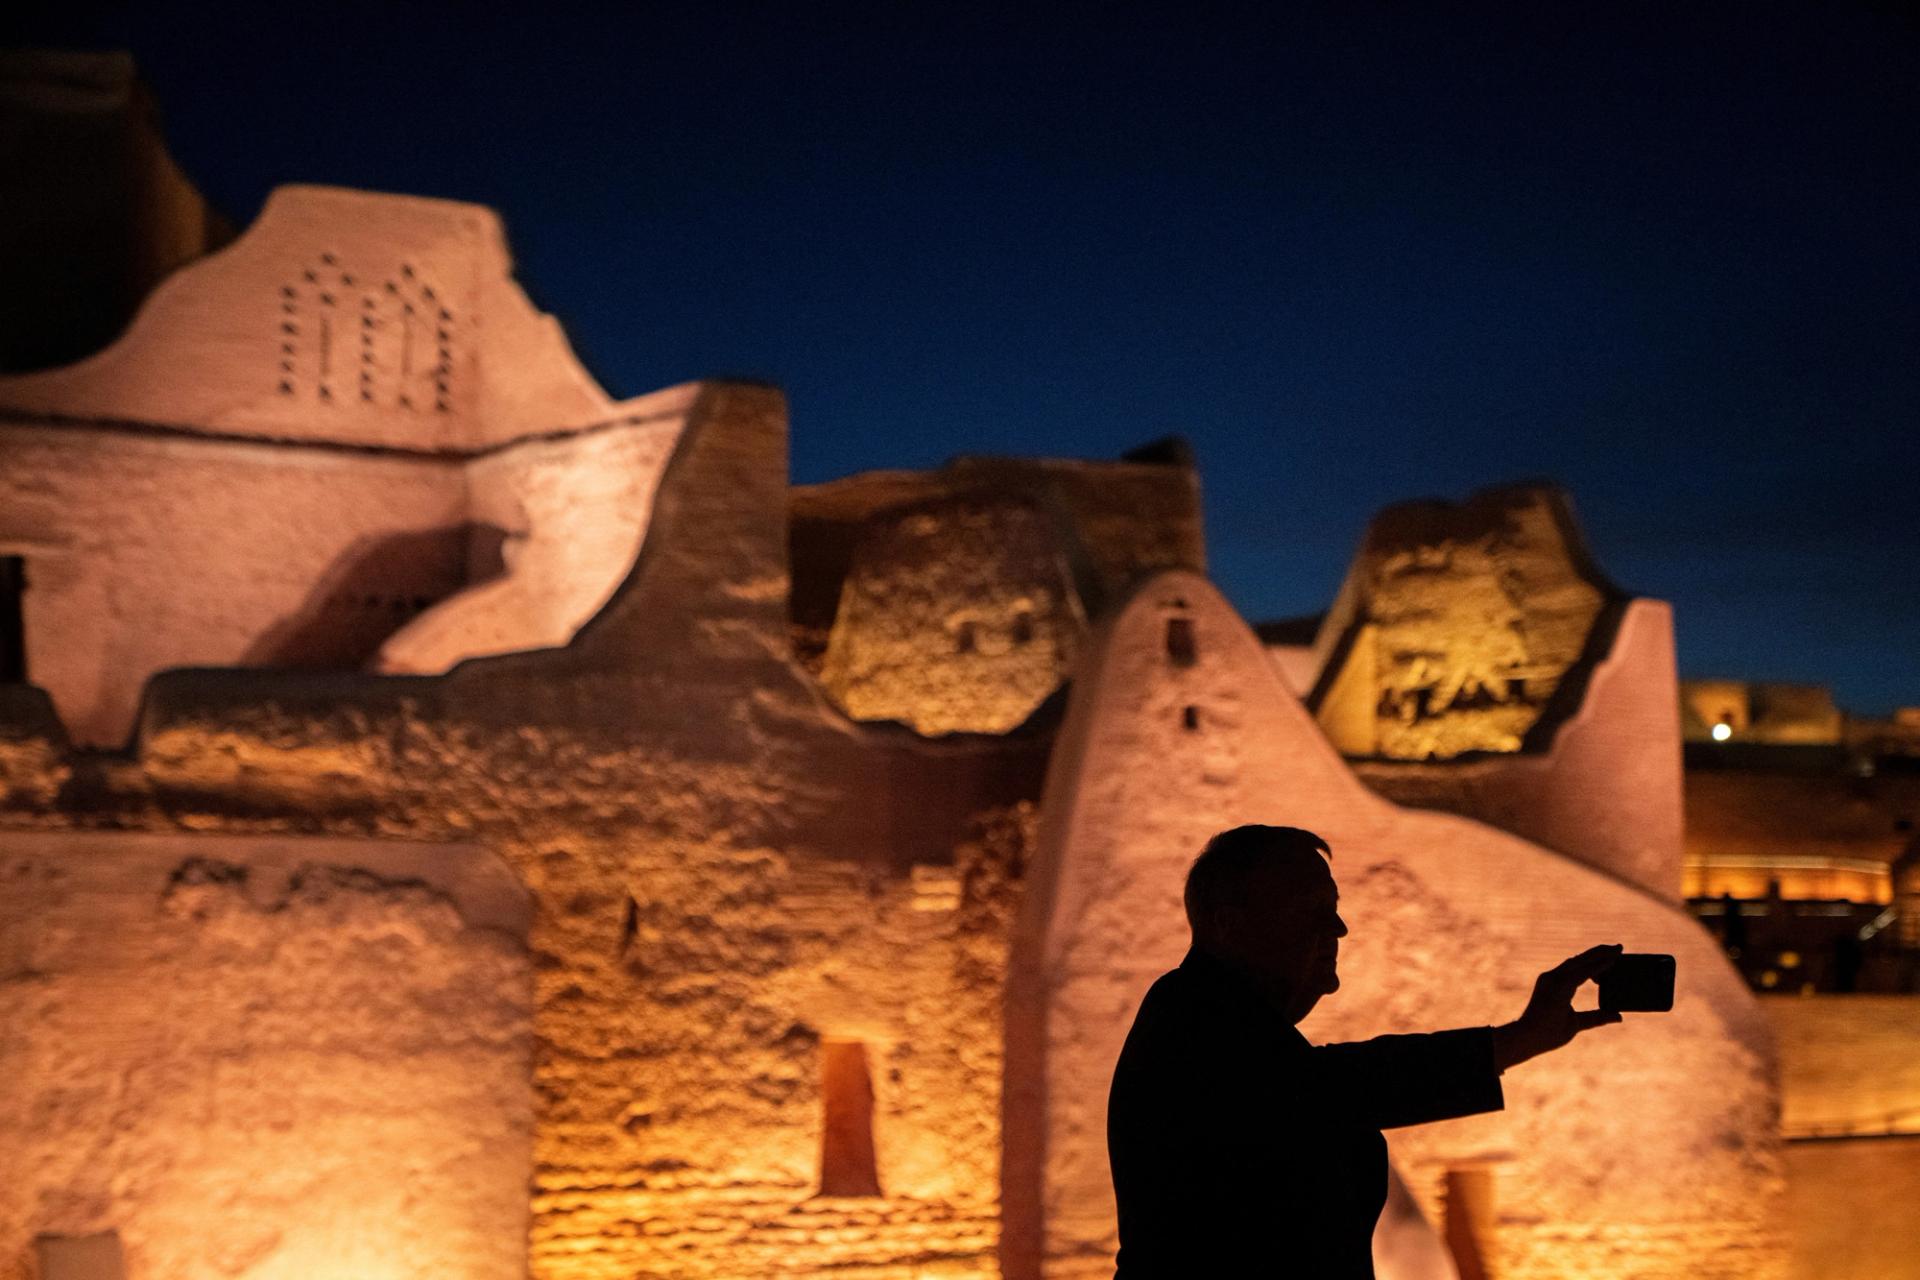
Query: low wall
1786,1136,1920,1280
0,830,533,1280
1764,994,1920,1137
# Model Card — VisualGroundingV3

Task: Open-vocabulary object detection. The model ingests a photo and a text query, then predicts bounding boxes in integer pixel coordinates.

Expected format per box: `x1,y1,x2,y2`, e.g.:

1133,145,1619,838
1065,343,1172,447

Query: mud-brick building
0,179,1794,1280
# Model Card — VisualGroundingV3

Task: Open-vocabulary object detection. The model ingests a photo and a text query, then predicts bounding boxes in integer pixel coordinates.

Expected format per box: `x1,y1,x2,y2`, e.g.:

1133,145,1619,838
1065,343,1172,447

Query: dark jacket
1107,949,1504,1278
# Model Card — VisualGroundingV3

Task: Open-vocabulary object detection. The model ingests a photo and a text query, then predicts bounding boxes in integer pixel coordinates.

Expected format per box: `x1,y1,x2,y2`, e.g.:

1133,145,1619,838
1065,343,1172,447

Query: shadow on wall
243,523,508,669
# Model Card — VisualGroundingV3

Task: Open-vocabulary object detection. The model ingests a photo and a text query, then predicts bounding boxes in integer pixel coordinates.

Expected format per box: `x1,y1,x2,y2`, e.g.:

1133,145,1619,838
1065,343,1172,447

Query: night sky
16,3,1919,711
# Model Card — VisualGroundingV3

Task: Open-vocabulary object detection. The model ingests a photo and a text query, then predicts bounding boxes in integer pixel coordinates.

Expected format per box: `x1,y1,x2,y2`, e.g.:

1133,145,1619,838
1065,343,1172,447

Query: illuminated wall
1783,1139,1920,1280
0,831,533,1280
1356,597,1686,899
0,186,693,747
1765,996,1920,1280
818,494,1089,735
1008,570,1781,1280
1681,681,1843,746
1764,996,1920,1139
0,422,464,745
0,179,1825,1280
0,385,1047,1280
1683,768,1919,903
791,451,1205,734
1309,486,1613,761
375,407,685,675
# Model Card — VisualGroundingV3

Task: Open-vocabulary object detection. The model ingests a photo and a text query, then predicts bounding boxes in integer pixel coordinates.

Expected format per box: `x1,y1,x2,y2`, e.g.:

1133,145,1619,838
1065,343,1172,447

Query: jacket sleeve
1305,1027,1505,1130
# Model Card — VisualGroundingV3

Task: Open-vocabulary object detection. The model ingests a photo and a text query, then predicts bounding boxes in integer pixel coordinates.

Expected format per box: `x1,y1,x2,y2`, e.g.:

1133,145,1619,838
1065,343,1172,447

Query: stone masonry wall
0,832,533,1280
1312,486,1613,760
1,384,1049,1280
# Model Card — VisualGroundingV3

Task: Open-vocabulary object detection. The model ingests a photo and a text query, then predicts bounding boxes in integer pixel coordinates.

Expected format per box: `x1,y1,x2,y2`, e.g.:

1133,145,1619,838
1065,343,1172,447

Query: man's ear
1207,905,1246,958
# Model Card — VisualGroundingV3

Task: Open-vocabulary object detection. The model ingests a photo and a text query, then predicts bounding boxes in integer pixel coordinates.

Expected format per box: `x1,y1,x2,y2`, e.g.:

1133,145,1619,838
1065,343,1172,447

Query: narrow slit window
1165,617,1197,668
0,556,24,683
818,1039,881,1197
1182,705,1201,732
1442,1167,1495,1280
617,895,639,957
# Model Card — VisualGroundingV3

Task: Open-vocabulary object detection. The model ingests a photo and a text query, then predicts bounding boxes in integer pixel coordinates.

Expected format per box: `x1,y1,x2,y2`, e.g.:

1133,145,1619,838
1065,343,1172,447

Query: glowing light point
1711,722,1733,742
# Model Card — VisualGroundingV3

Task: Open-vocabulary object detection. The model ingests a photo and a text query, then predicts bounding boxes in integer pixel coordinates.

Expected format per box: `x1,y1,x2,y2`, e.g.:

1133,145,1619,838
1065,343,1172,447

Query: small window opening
1442,1167,1495,1280
818,1039,882,1197
954,621,977,654
0,557,25,682
1165,617,1197,668
1505,677,1527,702
1010,610,1035,646
1182,705,1201,732
1411,687,1434,720
35,1233,126,1280
618,895,639,957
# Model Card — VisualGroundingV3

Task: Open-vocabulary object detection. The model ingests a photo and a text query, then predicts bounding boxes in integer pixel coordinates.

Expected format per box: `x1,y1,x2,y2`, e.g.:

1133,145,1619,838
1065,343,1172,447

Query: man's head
1184,825,1346,1023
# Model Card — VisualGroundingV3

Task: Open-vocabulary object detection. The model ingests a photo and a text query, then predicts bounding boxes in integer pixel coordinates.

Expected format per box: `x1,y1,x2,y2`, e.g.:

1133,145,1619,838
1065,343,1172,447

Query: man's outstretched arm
1308,944,1625,1130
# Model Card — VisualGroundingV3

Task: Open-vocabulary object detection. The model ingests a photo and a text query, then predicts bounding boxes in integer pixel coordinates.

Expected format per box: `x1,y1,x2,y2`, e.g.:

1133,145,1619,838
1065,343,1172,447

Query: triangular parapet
1357,598,1686,899
0,185,643,450
1005,569,1780,1280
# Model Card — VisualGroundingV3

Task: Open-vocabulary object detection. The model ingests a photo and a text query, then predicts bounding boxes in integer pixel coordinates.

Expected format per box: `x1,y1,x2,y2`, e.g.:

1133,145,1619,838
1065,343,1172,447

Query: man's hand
1492,944,1625,1072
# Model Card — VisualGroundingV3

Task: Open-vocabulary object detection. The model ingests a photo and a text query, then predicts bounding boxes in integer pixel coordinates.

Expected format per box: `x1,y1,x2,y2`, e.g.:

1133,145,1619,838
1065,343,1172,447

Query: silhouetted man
1107,825,1624,1278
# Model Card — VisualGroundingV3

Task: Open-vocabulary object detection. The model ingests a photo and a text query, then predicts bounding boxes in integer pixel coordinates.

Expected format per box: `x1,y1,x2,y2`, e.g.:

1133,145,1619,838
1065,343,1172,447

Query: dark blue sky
20,3,1920,710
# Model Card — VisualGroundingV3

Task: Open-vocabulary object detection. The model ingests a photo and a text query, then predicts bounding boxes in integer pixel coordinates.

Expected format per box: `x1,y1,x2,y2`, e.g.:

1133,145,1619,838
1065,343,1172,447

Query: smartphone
1598,953,1675,1013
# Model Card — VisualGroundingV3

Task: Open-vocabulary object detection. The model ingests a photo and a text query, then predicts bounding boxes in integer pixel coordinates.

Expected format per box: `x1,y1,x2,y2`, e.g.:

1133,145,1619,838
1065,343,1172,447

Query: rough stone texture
790,454,1203,671
1357,600,1686,899
0,179,1809,1279
0,831,533,1280
819,496,1088,735
0,383,1051,1280
1783,1137,1920,1280
1763,995,1920,1138
1007,570,1781,1280
793,455,1204,602
0,370,1798,1279
1310,486,1613,761
792,452,1201,738
0,687,69,807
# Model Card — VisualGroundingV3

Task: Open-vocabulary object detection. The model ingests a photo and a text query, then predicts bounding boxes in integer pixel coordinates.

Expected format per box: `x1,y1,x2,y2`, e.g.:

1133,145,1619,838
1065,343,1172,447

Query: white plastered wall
0,185,701,742
0,423,463,746
1006,570,1781,1280
375,407,685,675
